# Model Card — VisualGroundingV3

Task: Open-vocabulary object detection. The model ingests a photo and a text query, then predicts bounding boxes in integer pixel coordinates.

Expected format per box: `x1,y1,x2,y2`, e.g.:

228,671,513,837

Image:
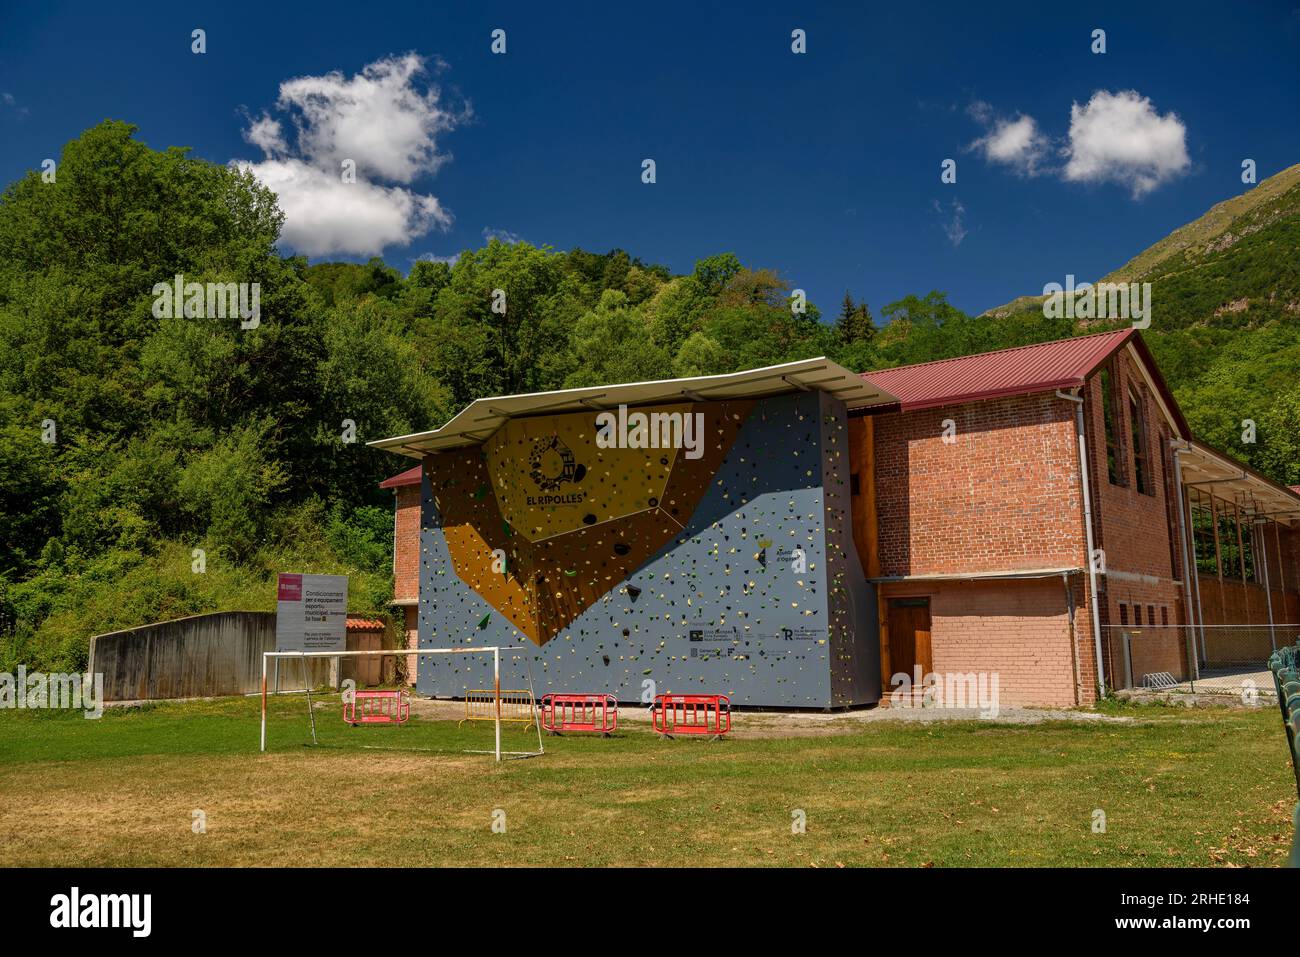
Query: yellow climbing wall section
484,403,693,542
428,400,754,645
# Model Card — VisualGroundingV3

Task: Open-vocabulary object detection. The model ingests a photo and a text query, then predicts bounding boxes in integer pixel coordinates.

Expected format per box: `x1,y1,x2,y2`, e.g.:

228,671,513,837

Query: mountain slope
978,164,1300,489
1101,162,1300,285
983,162,1300,318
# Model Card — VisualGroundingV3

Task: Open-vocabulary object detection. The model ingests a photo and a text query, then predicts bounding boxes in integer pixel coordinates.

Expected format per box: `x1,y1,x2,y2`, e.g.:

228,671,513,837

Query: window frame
1128,386,1152,496
1100,366,1125,487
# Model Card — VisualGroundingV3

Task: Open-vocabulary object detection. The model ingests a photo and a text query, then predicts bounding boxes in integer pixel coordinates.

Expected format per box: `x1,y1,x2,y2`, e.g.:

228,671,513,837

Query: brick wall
867,391,1104,703
394,484,421,603
1203,521,1300,626
881,578,1083,707
392,481,421,686
1284,526,1300,622
1080,349,1188,684
872,393,1085,577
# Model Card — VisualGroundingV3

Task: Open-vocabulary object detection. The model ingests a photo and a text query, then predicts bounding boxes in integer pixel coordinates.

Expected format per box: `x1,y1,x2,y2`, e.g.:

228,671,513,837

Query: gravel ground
408,696,1134,739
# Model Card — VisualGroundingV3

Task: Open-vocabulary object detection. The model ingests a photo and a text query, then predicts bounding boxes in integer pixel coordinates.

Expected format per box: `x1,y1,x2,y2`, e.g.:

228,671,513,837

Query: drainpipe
1171,443,1203,680
1062,572,1081,706
1058,389,1107,697
1257,518,1277,650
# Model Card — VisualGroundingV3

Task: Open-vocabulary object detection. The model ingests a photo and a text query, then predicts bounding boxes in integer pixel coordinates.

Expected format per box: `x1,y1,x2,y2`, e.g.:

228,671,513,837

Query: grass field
0,695,1295,867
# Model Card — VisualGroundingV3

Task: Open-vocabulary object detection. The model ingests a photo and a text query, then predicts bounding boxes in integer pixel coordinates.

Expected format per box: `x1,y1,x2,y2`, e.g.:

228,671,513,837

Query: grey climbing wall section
415,391,881,708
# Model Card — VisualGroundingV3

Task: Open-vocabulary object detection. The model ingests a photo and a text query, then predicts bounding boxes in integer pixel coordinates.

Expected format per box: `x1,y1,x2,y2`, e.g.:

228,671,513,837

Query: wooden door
887,598,932,678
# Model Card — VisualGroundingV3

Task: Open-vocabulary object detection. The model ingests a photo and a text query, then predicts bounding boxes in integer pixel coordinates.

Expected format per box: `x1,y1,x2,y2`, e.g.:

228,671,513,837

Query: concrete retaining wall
89,611,335,701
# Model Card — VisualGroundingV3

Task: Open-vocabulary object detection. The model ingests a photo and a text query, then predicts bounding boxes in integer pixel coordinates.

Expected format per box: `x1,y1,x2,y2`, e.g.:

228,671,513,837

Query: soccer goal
258,645,545,762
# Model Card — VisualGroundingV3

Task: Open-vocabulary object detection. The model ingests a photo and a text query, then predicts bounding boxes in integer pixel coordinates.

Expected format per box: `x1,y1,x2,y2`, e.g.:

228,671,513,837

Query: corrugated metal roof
379,465,421,489
861,329,1136,412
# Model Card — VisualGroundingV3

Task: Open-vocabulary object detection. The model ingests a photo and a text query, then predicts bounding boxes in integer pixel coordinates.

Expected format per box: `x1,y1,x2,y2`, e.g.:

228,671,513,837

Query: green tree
562,289,671,388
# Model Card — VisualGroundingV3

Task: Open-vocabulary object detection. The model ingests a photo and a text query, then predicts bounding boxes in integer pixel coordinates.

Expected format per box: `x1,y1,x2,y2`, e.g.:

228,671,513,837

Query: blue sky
2,0,1299,317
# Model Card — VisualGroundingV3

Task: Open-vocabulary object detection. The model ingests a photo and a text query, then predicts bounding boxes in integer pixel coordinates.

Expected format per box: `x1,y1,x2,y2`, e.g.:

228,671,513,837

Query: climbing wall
415,391,881,708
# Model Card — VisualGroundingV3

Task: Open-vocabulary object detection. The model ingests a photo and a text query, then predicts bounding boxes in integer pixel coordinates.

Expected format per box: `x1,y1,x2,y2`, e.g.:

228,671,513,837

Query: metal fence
1106,623,1300,698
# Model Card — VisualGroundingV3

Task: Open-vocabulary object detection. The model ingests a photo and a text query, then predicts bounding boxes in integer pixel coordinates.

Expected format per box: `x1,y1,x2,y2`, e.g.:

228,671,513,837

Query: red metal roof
379,464,421,489
861,329,1138,412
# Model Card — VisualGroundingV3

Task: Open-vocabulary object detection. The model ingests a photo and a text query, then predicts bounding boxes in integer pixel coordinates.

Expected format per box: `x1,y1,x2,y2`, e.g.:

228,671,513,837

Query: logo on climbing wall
529,435,578,490
526,435,587,505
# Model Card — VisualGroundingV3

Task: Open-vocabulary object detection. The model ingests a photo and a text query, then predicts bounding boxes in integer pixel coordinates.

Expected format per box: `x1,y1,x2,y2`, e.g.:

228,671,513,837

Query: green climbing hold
477,612,491,629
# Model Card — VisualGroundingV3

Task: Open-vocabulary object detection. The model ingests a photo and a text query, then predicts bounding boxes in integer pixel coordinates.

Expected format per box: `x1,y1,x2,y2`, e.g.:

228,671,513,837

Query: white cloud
231,158,450,258
1062,90,1189,197
932,199,968,247
481,227,525,245
970,113,1050,176
2,92,30,118
243,114,287,156
232,53,465,257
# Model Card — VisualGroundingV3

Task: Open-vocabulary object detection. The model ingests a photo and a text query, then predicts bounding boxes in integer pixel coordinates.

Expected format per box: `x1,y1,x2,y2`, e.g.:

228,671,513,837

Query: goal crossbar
259,646,545,762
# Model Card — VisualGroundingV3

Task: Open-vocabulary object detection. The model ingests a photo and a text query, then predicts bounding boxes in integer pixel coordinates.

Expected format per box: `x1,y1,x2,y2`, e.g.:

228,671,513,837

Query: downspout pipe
1257,516,1278,650
1171,442,1203,681
1062,572,1081,706
1058,389,1107,698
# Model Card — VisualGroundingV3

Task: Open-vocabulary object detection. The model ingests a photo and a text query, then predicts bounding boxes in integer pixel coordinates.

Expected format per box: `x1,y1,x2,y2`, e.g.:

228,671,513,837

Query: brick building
377,330,1300,707
379,464,421,683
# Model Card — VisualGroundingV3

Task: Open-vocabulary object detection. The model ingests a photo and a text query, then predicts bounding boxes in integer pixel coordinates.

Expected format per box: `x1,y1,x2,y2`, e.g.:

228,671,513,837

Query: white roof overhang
368,357,898,460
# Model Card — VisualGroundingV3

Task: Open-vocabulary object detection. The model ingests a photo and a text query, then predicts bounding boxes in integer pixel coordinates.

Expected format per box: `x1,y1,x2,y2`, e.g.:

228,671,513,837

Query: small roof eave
368,357,898,459
871,566,1083,583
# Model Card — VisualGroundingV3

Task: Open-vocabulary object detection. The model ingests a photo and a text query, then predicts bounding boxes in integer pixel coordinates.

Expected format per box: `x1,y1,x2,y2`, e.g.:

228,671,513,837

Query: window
1101,367,1124,486
1190,489,1218,575
1119,603,1129,626
1161,606,1169,626
1147,605,1156,626
1129,388,1151,495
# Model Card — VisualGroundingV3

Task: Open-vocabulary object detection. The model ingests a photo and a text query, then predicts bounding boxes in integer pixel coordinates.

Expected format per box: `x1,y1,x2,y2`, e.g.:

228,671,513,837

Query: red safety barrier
652,693,730,738
344,690,411,726
541,693,618,735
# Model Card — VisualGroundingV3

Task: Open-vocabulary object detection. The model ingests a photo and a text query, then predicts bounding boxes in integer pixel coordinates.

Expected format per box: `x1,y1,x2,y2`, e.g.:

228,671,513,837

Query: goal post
258,645,545,762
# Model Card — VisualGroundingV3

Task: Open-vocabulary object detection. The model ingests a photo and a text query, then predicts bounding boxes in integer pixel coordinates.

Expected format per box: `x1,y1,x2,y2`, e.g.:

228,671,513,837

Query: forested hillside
2,123,1296,672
